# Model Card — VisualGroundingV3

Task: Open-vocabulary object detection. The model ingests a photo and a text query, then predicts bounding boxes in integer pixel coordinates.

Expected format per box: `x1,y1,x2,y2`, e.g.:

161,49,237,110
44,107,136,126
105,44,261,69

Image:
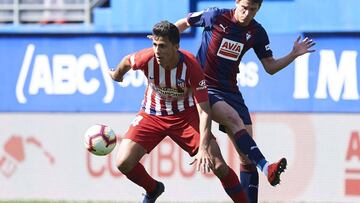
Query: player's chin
156,58,163,65
239,19,250,26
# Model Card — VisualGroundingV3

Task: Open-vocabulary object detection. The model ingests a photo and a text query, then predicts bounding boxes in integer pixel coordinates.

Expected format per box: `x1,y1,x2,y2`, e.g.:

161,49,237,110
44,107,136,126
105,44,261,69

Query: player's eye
158,44,166,49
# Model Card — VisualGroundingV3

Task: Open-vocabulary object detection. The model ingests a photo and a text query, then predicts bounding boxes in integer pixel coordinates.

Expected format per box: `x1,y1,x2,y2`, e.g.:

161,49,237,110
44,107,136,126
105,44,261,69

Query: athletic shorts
207,88,252,132
124,107,213,156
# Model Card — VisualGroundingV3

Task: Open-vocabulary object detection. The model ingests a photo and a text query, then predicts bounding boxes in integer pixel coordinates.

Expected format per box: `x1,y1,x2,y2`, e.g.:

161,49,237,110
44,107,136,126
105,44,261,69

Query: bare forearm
175,18,190,33
263,36,316,75
262,52,297,75
111,55,132,82
196,102,212,149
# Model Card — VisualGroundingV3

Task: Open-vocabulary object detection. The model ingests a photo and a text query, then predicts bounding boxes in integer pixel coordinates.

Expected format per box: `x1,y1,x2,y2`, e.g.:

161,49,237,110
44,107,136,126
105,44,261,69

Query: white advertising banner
0,113,359,202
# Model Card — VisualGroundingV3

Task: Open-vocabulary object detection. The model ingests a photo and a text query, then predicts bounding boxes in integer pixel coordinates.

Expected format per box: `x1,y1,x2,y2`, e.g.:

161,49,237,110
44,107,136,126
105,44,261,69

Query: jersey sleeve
253,26,273,59
129,48,153,71
186,7,219,29
185,54,209,104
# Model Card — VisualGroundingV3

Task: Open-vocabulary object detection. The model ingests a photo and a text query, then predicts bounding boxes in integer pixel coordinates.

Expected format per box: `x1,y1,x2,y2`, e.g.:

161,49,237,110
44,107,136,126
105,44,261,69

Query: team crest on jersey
217,38,244,61
246,32,252,41
176,79,185,89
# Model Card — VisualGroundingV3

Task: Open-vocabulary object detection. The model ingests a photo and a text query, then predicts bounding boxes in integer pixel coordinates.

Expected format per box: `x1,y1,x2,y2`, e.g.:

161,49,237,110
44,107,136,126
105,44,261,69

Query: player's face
152,36,179,69
235,0,260,26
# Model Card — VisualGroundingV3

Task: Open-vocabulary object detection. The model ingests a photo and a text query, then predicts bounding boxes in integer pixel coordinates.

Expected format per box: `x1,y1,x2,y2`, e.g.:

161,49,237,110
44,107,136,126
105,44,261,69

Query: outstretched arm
109,54,132,82
191,101,214,173
260,36,316,75
175,18,191,33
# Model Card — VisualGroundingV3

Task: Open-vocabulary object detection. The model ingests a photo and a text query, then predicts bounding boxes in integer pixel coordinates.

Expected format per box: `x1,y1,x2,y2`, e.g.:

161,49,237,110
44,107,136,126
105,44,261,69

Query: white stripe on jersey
145,86,153,115
158,65,166,86
165,100,173,115
188,93,195,107
163,68,178,115
148,57,154,80
170,68,177,87
155,66,165,115
130,54,135,66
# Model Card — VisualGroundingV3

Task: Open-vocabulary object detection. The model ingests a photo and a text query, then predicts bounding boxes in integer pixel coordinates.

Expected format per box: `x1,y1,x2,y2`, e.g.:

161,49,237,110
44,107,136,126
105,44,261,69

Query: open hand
190,148,214,173
292,36,316,57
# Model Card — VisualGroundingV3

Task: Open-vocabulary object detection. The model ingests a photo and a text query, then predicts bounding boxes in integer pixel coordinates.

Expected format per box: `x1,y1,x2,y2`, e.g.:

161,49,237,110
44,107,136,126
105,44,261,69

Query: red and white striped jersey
129,48,208,116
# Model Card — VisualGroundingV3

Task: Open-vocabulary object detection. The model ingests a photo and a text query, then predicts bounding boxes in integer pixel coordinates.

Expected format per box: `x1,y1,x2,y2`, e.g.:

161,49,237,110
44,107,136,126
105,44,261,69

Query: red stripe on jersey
160,69,172,115
165,69,171,86
219,49,238,58
142,85,150,108
175,63,183,91
183,64,190,110
153,60,160,86
172,63,184,111
143,62,149,78
142,62,150,109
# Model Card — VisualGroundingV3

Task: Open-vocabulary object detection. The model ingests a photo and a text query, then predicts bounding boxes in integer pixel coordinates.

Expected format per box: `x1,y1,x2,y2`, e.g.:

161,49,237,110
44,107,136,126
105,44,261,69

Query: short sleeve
130,48,154,70
187,7,220,29
185,54,209,104
253,26,273,59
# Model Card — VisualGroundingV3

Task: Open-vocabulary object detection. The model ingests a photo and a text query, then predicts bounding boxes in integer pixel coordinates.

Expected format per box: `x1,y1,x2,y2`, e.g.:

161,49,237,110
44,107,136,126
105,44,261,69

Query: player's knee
212,161,228,178
239,155,252,164
116,158,134,174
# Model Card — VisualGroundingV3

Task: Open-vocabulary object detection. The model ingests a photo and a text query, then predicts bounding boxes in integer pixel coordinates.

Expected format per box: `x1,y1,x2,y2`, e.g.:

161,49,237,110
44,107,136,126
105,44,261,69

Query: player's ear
174,43,179,50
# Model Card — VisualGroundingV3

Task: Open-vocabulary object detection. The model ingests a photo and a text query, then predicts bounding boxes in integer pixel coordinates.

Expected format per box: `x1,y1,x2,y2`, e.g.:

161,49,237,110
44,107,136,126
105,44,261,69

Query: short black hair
152,20,180,45
254,0,263,6
238,0,263,6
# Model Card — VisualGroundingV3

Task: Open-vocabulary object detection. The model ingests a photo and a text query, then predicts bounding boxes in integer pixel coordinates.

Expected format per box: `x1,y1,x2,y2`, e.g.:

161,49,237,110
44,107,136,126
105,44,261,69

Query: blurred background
0,0,359,202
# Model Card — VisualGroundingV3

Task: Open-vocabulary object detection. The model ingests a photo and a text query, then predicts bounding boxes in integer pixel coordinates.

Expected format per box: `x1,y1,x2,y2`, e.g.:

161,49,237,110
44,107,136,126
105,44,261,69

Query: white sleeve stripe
130,54,135,67
148,58,154,79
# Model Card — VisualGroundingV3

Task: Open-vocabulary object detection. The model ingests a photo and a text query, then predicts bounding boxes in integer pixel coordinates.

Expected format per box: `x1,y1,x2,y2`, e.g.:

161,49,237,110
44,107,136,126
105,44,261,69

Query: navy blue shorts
208,88,252,132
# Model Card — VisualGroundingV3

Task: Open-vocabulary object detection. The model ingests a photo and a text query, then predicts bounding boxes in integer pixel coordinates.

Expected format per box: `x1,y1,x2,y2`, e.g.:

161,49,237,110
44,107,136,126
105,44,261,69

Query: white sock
262,162,269,177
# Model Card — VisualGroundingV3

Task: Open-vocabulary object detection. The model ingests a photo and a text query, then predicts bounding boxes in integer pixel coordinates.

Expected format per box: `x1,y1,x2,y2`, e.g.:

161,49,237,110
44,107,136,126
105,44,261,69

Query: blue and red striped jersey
187,7,273,93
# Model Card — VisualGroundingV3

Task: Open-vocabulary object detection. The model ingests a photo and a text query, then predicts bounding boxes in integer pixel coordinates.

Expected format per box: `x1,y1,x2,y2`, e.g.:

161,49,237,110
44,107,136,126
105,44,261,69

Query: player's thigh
117,112,165,171
212,101,246,131
168,109,202,156
207,138,226,165
125,112,165,153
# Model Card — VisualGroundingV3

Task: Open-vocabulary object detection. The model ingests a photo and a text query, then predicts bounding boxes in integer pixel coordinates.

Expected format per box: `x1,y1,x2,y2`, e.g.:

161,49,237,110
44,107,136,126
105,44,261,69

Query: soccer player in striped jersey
175,0,315,202
109,21,248,203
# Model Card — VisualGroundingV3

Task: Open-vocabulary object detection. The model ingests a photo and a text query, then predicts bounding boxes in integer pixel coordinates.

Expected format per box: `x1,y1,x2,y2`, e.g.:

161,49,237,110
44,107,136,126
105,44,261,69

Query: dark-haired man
110,20,249,203
176,0,315,202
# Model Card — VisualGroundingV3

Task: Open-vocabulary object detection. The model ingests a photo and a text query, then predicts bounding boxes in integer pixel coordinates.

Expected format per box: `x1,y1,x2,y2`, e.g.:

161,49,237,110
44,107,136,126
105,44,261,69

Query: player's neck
162,51,180,70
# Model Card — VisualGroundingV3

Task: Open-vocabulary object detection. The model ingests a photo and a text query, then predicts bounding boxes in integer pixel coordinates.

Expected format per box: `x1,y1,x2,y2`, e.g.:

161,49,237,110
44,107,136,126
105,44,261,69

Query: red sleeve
182,50,208,104
129,48,154,70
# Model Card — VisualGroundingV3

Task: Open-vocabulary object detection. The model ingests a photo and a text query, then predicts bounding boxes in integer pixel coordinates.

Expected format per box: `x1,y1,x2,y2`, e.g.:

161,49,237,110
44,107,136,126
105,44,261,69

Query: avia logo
217,38,244,61
0,135,55,178
16,44,115,104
